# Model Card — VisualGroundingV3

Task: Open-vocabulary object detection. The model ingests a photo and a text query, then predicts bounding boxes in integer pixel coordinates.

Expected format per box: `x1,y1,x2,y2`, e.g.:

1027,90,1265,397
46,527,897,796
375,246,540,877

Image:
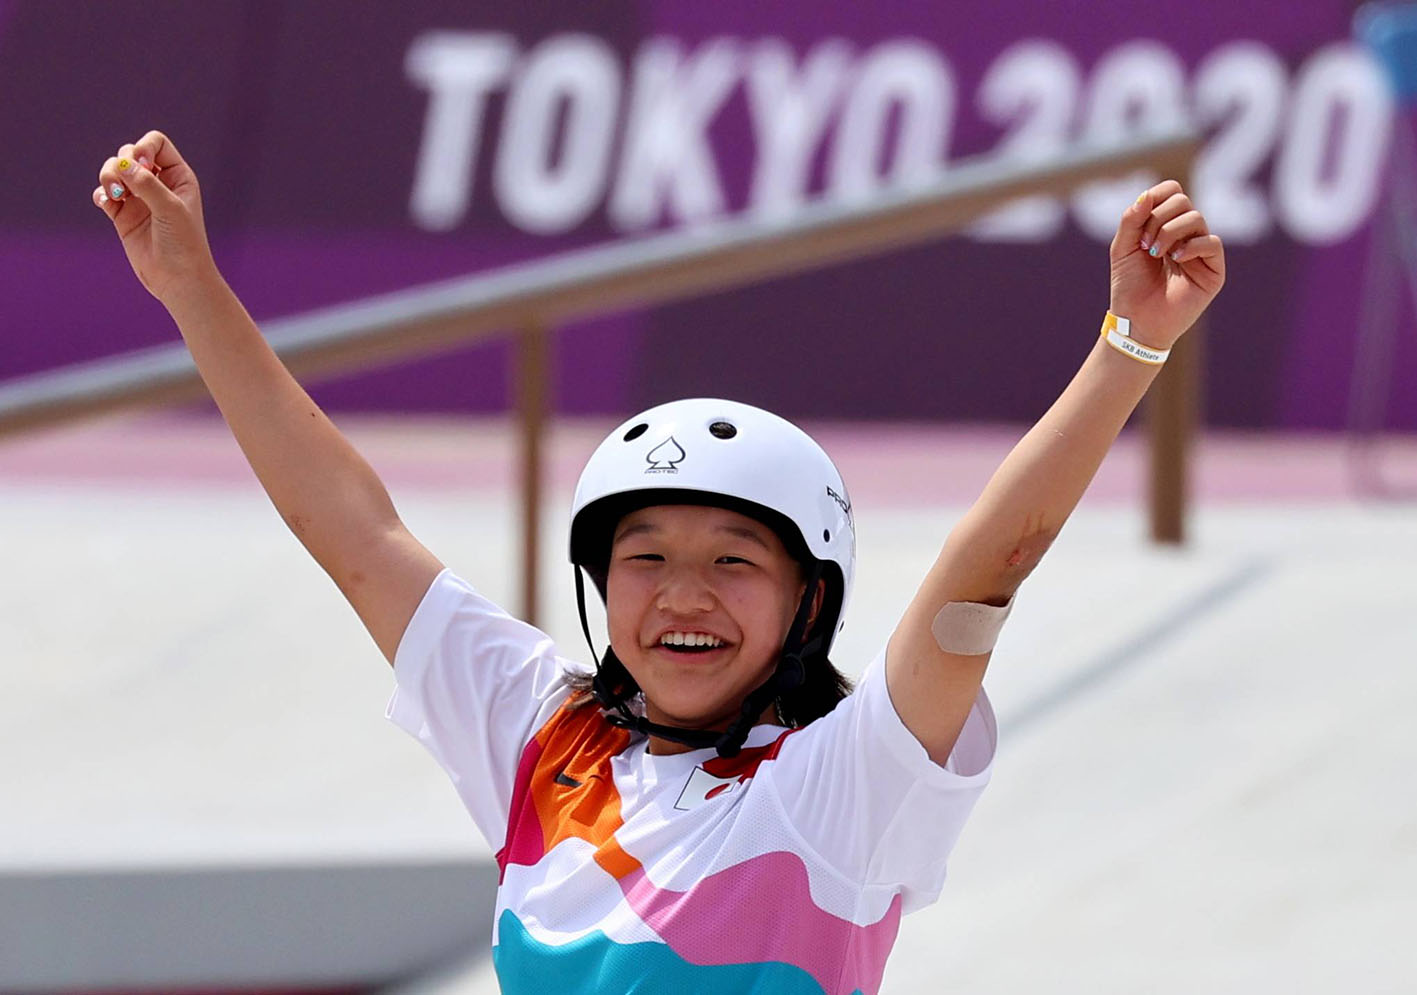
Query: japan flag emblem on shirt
673,765,744,811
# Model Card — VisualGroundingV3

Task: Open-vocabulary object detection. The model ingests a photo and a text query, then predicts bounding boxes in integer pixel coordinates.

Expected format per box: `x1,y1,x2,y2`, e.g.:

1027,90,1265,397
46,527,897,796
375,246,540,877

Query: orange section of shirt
513,703,800,881
524,702,640,879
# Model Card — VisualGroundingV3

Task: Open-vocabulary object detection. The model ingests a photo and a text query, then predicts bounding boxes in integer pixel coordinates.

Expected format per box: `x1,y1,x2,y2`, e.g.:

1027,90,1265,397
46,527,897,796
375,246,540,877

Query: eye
716,555,752,566
628,552,664,562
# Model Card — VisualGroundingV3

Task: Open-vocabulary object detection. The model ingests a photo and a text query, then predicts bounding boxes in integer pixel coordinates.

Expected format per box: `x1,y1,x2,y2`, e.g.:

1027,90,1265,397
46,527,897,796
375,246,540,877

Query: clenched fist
93,130,216,303
1108,180,1226,351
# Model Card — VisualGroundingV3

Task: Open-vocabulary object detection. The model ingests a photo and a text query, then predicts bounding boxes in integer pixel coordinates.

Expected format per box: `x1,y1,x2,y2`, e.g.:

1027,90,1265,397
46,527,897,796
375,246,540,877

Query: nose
656,566,715,615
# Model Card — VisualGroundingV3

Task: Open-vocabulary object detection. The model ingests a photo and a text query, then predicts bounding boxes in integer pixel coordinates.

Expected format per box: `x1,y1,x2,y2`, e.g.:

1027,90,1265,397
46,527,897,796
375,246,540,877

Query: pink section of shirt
497,737,547,881
619,854,902,995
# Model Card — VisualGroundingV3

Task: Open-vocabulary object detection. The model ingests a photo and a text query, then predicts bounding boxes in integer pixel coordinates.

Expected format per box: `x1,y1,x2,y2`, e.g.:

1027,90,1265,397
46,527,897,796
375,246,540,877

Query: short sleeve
765,648,995,912
385,569,584,849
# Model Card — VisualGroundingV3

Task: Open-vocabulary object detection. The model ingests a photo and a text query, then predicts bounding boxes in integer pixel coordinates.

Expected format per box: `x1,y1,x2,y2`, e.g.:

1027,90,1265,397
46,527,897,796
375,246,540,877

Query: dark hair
777,654,856,727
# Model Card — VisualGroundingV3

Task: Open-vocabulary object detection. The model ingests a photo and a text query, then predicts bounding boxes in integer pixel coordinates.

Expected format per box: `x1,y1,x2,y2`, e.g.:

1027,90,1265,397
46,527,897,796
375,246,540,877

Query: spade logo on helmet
645,436,686,474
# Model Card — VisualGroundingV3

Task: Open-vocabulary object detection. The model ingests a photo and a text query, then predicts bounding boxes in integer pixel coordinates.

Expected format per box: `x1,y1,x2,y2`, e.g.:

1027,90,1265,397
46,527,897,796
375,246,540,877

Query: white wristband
1101,312,1170,365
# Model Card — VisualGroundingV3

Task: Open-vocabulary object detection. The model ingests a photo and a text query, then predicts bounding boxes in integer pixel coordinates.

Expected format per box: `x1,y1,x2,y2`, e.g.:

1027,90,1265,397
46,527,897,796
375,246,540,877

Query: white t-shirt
387,569,995,995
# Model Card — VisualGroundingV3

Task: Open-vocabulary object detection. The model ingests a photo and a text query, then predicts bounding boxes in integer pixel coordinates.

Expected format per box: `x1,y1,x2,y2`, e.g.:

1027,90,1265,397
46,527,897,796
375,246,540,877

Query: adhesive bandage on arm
1100,311,1170,365
930,597,1014,656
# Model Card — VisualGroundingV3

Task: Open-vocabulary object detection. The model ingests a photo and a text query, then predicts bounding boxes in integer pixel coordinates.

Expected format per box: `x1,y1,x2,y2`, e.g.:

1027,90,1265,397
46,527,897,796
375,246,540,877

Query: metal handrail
0,132,1203,621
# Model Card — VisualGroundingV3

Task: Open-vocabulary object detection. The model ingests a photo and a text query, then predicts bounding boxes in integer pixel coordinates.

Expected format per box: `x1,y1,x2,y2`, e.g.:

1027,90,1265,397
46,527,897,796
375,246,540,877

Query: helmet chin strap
574,564,824,758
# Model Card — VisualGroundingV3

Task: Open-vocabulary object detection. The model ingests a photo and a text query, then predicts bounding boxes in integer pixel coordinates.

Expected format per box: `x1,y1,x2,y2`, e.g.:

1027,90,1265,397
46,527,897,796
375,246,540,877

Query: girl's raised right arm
94,131,443,664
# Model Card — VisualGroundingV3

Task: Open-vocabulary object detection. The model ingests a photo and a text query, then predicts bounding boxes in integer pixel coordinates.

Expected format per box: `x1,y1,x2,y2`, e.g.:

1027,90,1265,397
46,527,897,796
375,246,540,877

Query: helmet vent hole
823,529,831,542
623,423,649,442
709,421,737,440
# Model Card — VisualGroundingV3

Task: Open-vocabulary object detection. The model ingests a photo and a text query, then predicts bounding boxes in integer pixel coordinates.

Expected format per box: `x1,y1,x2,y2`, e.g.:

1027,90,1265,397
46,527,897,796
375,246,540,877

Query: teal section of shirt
493,909,863,995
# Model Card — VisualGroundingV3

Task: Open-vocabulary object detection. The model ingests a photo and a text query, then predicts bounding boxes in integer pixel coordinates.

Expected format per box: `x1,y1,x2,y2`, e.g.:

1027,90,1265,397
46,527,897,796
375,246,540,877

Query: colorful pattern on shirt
490,701,900,995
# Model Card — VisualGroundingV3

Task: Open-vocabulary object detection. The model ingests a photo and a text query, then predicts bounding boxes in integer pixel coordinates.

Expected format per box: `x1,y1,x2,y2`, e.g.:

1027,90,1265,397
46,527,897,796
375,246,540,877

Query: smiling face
605,504,814,752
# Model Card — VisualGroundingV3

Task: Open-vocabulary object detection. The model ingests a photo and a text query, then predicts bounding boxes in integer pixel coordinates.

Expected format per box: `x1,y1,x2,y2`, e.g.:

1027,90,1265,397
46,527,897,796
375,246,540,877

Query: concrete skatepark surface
3,414,1414,993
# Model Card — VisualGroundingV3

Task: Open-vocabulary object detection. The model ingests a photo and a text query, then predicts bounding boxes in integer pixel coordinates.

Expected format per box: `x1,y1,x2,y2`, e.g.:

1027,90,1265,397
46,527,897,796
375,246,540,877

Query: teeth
660,631,724,648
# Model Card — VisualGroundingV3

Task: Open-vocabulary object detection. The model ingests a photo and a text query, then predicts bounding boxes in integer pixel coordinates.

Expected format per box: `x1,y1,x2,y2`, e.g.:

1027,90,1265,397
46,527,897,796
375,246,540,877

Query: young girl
94,131,1224,993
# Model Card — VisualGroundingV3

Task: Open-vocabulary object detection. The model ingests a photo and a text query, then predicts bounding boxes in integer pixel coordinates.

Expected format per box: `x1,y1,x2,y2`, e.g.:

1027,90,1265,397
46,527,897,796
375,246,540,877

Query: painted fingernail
1170,249,1183,261
1139,236,1151,251
118,157,136,174
109,182,125,200
1135,192,1147,205
1148,244,1160,258
95,189,109,206
137,155,153,171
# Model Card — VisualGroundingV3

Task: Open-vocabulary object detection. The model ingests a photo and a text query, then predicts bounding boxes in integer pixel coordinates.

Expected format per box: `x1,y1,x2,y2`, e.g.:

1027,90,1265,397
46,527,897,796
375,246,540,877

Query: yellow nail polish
118,157,132,173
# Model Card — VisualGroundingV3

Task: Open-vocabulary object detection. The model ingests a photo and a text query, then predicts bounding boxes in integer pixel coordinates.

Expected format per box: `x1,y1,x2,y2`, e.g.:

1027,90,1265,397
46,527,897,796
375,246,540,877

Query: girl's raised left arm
886,180,1226,765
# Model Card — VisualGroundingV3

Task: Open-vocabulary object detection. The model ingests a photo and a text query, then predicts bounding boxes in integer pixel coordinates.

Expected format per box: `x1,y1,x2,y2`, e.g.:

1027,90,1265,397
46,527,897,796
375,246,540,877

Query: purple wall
3,0,1412,429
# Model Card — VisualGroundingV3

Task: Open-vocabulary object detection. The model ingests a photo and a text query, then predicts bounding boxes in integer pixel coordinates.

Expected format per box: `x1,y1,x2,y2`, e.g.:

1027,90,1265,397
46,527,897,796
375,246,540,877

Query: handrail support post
516,320,550,627
1146,159,1200,546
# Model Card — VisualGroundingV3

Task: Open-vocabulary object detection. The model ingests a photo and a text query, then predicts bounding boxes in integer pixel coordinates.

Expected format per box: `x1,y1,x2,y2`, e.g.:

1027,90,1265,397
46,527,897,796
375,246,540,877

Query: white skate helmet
568,398,857,756
569,397,856,647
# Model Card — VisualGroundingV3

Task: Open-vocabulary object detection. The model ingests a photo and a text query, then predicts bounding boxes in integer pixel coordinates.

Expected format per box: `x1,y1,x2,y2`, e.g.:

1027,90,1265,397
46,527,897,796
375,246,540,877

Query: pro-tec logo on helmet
645,436,686,474
826,485,854,528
